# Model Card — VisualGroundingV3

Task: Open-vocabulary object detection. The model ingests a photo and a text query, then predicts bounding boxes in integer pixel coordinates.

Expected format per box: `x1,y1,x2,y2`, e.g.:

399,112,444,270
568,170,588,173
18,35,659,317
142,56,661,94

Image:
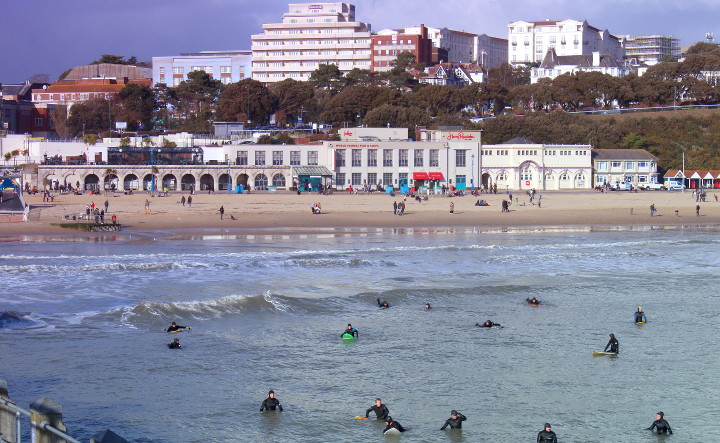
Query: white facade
475,34,508,69
531,50,632,83
592,149,660,187
624,35,680,63
508,19,625,65
404,26,476,63
152,51,252,86
251,2,372,82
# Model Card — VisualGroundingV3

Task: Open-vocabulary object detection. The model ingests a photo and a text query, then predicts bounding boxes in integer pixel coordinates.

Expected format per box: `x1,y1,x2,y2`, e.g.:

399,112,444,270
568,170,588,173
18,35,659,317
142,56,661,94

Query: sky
3,0,719,84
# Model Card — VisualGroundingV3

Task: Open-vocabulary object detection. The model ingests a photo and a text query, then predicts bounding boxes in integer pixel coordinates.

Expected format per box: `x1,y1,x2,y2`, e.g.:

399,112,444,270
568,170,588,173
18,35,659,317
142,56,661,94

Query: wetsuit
166,324,188,332
260,397,283,411
384,421,406,433
537,429,557,442
342,327,359,338
527,298,540,305
377,298,390,308
440,413,466,430
366,404,389,420
634,311,647,322
647,419,672,434
604,337,619,353
477,321,500,327
167,341,181,349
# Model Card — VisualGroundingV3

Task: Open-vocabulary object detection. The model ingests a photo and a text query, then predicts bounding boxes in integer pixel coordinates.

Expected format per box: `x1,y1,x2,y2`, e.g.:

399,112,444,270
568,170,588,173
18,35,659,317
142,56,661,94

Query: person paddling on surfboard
383,416,406,433
342,323,359,338
166,322,190,332
167,338,181,349
365,398,389,420
526,297,541,305
440,410,466,430
646,411,672,434
424,303,432,310
377,298,390,308
634,307,647,323
604,333,619,353
260,390,283,412
477,320,501,328
537,423,557,442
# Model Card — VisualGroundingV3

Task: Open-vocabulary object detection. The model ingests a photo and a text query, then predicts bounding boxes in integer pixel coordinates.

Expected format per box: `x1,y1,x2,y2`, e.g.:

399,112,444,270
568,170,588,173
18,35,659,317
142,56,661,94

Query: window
172,67,184,74
521,168,533,181
611,161,622,169
352,149,362,167
414,149,423,167
221,77,231,85
399,149,408,167
335,149,346,167
625,161,635,170
254,174,268,190
351,173,362,185
220,66,232,73
383,149,393,167
383,173,393,186
638,175,648,183
335,172,345,187
368,149,377,167
290,151,300,166
159,67,165,75
497,172,506,181
597,161,608,171
273,151,283,166
638,161,649,168
368,172,377,185
308,151,318,165
430,149,439,167
237,151,248,166
273,174,286,187
399,172,408,185
455,150,466,167
255,151,266,166
35,118,43,127
560,173,569,180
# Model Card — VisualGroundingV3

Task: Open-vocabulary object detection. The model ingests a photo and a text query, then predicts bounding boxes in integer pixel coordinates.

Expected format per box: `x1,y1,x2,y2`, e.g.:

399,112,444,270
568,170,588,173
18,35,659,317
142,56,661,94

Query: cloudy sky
3,0,718,83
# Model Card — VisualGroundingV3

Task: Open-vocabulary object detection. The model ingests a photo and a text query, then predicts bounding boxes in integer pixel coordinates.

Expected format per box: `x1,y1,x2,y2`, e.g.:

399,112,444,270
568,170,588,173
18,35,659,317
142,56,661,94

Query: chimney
592,51,600,66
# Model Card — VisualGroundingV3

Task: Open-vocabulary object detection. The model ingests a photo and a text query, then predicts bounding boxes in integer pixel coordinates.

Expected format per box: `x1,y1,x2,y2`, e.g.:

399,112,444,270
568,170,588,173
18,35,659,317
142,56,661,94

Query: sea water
1,227,719,442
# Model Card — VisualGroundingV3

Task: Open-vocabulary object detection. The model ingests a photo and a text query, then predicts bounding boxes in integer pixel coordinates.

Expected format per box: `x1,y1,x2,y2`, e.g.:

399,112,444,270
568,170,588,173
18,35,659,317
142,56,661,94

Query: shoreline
2,189,717,239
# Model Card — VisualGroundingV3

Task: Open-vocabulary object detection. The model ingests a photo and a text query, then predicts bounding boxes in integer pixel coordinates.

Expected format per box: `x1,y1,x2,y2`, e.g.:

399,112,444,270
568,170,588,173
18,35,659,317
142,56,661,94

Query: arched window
560,173,569,181
521,168,533,181
254,174,268,190
272,174,286,188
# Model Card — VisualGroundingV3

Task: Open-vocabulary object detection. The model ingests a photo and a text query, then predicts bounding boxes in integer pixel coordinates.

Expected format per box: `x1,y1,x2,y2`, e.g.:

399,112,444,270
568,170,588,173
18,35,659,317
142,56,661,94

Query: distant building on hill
152,50,252,86
531,48,632,83
371,25,433,72
624,35,680,63
592,149,660,188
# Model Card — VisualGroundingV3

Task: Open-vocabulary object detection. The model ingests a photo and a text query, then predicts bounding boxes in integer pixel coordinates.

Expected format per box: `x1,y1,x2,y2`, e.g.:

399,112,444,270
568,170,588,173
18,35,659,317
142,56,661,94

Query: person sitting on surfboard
365,398,389,420
526,297,540,305
646,411,672,434
383,416,406,433
634,307,647,323
167,338,181,349
537,423,557,442
260,390,283,412
342,323,359,338
477,320,501,328
377,298,390,308
604,333,619,353
166,322,190,332
440,410,467,430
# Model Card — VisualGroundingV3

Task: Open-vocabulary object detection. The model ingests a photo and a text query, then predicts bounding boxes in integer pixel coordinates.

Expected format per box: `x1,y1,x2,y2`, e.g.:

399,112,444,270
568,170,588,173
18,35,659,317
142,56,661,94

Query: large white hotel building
251,2,372,82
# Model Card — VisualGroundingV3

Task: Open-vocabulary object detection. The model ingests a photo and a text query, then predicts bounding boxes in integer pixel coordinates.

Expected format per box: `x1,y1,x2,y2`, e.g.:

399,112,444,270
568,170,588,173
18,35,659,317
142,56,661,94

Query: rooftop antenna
706,32,714,43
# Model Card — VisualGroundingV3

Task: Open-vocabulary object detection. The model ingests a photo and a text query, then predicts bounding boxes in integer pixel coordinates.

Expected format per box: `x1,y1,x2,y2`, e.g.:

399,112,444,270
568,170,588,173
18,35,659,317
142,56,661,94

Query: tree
411,85,465,116
174,70,223,132
68,98,115,137
269,79,316,125
50,105,71,139
382,52,423,90
83,134,99,146
216,79,277,127
153,83,178,130
115,84,157,130
161,138,177,148
309,64,344,93
363,104,431,135
119,137,131,147
257,134,274,144
90,54,146,66
275,132,295,145
344,68,379,87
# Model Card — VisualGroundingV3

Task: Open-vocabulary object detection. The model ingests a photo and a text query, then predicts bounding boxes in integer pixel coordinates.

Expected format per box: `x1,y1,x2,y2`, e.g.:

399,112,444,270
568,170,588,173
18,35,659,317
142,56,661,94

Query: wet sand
2,189,717,236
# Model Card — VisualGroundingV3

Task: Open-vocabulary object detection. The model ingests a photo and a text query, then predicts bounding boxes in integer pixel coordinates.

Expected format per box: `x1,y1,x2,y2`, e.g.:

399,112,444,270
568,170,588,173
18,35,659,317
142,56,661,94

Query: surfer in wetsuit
477,320,501,327
634,307,647,323
167,338,181,349
342,323,359,338
166,322,190,332
440,410,466,430
260,390,283,412
537,423,557,442
646,411,672,434
377,298,390,308
366,398,389,420
604,333,619,353
384,416,406,433
526,297,540,305
424,303,432,310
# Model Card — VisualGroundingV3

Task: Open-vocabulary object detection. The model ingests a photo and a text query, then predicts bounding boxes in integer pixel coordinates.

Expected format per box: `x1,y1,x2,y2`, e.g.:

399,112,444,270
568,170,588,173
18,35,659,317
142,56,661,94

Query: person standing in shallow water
260,390,283,412
537,423,557,442
646,411,672,434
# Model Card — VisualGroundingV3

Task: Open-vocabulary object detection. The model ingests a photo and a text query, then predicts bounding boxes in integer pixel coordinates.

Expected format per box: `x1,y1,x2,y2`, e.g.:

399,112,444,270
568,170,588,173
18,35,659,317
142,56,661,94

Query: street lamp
471,154,475,191
227,158,232,194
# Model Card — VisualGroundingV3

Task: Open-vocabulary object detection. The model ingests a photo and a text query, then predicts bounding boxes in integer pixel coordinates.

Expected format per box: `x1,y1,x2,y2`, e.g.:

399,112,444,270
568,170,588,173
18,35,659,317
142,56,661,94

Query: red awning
413,172,429,180
429,172,444,180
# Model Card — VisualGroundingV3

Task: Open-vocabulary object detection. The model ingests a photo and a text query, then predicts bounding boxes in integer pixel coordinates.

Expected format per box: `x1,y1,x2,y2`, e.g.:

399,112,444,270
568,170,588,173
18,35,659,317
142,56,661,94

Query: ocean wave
0,311,49,330
0,261,230,274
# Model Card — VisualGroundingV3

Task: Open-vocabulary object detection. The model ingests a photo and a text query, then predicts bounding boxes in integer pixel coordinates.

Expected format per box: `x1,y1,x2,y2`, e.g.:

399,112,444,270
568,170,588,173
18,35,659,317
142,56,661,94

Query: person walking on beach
104,199,109,212
650,204,655,217
450,201,454,214
537,423,557,442
219,206,225,220
393,201,397,215
187,195,192,207
181,196,186,206
696,204,700,216
144,199,151,214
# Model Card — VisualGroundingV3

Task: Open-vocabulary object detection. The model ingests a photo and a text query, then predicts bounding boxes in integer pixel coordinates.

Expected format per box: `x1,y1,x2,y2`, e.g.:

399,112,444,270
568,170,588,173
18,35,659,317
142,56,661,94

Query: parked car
666,182,685,190
639,182,665,190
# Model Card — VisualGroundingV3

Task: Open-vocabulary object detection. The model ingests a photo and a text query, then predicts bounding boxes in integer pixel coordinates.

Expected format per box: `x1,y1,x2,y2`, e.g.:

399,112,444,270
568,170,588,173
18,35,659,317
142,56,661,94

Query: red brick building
32,77,152,109
371,24,432,72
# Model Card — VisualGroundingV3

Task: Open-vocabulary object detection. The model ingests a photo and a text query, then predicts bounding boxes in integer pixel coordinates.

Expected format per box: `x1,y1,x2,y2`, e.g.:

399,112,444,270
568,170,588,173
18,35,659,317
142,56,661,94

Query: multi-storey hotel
251,2,372,82
508,19,625,65
152,50,253,86
624,35,680,63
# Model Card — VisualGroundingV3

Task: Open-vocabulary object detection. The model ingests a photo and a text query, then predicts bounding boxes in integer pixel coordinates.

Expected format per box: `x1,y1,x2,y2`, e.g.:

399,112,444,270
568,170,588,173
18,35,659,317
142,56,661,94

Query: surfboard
354,416,367,420
170,329,184,333
342,333,355,340
592,351,618,357
636,321,646,325
384,428,402,435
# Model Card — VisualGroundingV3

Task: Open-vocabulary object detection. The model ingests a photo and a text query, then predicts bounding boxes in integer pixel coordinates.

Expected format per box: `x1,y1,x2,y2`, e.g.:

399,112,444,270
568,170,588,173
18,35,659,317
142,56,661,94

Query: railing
0,397,80,443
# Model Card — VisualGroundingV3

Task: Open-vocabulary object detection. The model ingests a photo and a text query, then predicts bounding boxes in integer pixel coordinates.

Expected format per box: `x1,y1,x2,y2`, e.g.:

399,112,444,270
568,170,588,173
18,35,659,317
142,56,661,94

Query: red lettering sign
343,131,354,136
445,132,476,141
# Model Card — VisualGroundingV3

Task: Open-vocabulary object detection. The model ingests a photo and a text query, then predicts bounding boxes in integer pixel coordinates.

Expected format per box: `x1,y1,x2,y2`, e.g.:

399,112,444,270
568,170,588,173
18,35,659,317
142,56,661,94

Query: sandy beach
2,188,718,236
